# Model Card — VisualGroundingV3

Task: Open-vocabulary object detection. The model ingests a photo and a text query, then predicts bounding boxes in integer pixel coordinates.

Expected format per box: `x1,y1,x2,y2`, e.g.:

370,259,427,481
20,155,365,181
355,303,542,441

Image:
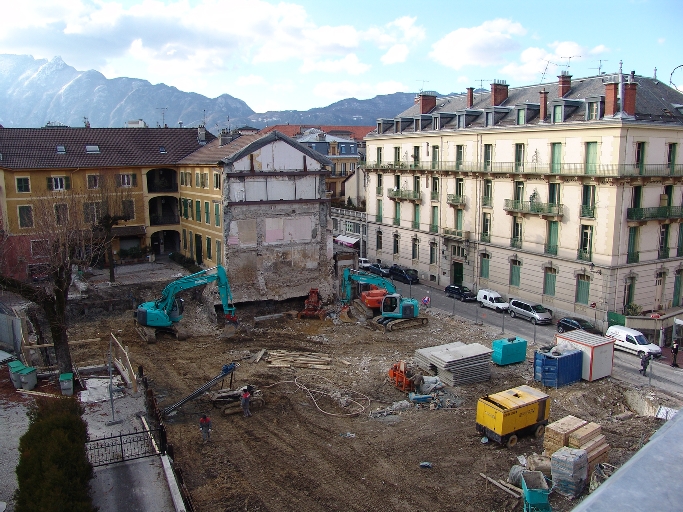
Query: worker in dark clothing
671,340,679,368
639,352,651,376
241,389,252,417
199,415,212,443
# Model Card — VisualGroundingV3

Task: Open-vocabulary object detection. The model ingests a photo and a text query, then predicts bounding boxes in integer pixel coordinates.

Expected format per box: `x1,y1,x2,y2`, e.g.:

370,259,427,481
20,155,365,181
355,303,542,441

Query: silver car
508,299,552,325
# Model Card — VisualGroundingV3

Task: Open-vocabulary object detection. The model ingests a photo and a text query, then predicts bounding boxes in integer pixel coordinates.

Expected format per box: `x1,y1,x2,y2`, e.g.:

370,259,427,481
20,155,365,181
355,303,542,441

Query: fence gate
85,427,166,467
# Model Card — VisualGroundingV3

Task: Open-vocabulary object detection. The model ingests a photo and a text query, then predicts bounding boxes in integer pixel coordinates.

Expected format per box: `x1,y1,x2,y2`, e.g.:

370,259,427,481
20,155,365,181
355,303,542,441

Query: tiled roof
0,127,216,170
260,125,375,142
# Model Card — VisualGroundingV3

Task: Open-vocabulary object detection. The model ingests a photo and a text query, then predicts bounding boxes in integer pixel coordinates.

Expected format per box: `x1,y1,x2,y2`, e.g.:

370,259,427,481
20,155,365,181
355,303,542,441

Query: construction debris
266,350,332,369
415,342,492,386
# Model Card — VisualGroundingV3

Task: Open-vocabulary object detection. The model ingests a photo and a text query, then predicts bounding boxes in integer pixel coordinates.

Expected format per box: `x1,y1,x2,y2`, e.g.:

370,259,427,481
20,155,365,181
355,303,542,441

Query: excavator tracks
371,315,428,332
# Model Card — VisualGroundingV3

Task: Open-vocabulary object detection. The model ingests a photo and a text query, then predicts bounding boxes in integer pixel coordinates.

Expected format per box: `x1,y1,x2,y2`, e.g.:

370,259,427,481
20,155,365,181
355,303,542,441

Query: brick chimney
418,93,437,114
198,124,206,143
558,72,572,97
466,87,474,108
491,80,509,106
604,82,618,116
539,89,548,122
623,72,637,116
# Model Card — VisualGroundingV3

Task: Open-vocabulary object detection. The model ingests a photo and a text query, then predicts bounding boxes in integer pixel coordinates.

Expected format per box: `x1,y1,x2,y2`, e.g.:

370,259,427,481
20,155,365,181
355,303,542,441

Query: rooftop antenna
156,107,168,127
671,64,683,91
415,80,430,93
559,55,581,69
202,109,206,126
589,59,609,75
540,60,558,83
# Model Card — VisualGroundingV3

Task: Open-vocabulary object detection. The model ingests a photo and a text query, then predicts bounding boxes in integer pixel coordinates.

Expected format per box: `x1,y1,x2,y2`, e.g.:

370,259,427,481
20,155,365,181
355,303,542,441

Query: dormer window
457,115,465,129
516,109,525,125
159,146,167,154
553,105,563,123
433,117,440,130
56,145,66,154
587,102,598,120
85,145,100,154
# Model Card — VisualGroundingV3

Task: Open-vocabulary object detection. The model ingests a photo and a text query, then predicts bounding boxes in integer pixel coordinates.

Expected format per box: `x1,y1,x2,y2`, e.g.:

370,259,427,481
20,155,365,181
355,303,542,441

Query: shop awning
334,234,360,247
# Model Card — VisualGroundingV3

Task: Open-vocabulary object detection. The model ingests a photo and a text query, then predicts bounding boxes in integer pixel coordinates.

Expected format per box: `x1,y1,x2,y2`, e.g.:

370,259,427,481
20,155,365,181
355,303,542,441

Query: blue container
492,336,528,365
534,349,582,388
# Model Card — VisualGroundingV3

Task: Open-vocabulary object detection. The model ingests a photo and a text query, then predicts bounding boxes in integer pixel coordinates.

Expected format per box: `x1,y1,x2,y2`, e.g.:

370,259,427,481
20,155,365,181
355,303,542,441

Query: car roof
607,325,644,335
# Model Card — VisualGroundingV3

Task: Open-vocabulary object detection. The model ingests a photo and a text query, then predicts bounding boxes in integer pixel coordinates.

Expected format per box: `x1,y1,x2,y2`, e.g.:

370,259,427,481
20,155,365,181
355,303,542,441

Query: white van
605,325,662,358
476,289,509,312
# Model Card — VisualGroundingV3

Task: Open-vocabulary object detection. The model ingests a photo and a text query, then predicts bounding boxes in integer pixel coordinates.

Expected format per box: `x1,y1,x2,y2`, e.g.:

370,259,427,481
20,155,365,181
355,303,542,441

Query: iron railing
580,205,595,218
659,247,670,259
544,244,558,256
510,237,522,249
393,218,401,226
627,251,640,264
627,206,683,221
331,208,366,220
431,191,439,201
411,221,420,229
443,228,468,239
504,200,564,216
375,214,383,222
481,196,493,207
447,194,466,206
387,188,421,201
480,233,491,243
376,186,383,196
86,427,165,467
577,248,592,262
429,224,439,233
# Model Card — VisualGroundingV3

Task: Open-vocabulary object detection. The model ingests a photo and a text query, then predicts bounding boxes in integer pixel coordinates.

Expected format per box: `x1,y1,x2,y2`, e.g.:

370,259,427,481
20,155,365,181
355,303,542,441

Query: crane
134,265,237,342
340,268,427,331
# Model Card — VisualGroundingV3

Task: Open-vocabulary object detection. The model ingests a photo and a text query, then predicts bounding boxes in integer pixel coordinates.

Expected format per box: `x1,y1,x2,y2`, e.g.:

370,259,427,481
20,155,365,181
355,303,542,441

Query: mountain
0,54,417,129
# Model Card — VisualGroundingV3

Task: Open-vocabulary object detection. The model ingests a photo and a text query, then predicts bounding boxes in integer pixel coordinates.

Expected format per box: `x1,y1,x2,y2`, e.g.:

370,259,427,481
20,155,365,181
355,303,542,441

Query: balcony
150,213,180,226
411,221,420,229
503,199,564,217
430,191,439,201
429,224,439,233
678,246,683,258
510,237,522,249
481,196,493,207
627,251,640,264
577,248,592,262
580,205,595,218
659,246,670,259
480,233,491,243
627,206,683,221
387,188,421,201
544,244,558,256
375,214,382,223
447,194,466,207
393,218,401,226
443,228,469,240
376,186,383,196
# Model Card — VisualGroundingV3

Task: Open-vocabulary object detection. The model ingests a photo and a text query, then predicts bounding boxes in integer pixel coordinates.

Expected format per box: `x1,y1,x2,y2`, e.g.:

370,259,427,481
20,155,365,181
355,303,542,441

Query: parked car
508,299,552,325
476,289,509,312
445,284,476,302
358,258,371,270
557,317,602,335
366,262,391,277
389,265,420,284
606,325,662,358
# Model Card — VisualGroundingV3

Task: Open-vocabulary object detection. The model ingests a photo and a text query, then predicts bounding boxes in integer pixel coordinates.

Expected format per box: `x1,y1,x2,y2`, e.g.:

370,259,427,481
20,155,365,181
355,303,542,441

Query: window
205,201,210,224
341,145,346,154
456,145,464,169
627,226,639,262
195,200,201,221
546,221,558,255
482,212,491,235
581,185,596,217
333,218,338,231
509,259,521,287
376,147,383,165
377,231,383,251
393,233,399,254
579,225,593,260
377,174,383,188
85,145,100,154
393,147,400,164
394,175,400,189
214,203,221,226
483,144,492,170
47,176,69,191
433,117,440,130
431,145,439,169
668,143,677,172
412,146,420,166
429,242,437,265
456,209,463,231
413,176,420,192
485,112,494,126
54,203,67,226
56,145,66,154
206,237,212,260
16,177,30,193
18,206,33,228
514,181,524,201
516,109,525,125
551,143,562,173
431,177,439,194
625,276,636,307
512,217,522,246
553,105,563,123
515,143,525,171
214,172,221,190
83,202,102,223
431,206,438,232
189,231,193,257
195,173,201,187
455,178,464,198
377,199,383,221
216,240,222,265
180,172,186,186
412,238,419,260
585,142,598,174
182,199,189,219
117,174,136,187
665,185,674,206
548,183,560,204
544,268,557,296
202,172,209,188
576,274,590,304
483,180,492,204
87,175,100,189
394,202,401,224
660,224,670,259
587,102,598,120
457,115,465,129
631,186,642,209
159,146,166,154
480,253,490,279
635,142,646,172
183,229,187,250
123,200,135,220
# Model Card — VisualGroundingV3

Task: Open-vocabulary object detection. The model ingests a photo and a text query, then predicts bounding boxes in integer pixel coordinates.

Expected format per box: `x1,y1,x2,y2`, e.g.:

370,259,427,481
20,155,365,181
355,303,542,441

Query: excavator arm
340,268,397,305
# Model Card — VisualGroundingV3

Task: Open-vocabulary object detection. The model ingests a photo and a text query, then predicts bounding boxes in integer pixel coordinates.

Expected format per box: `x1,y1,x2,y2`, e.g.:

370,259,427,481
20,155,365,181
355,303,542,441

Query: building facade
364,72,683,326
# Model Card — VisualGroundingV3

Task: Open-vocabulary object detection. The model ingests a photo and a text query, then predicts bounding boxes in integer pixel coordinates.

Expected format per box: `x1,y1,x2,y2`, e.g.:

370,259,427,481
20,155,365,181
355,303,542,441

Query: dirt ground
59,297,676,512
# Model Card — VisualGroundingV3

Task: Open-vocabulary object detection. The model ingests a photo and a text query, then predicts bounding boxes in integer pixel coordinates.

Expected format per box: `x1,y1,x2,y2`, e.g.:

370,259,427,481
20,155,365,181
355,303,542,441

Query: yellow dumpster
475,385,550,448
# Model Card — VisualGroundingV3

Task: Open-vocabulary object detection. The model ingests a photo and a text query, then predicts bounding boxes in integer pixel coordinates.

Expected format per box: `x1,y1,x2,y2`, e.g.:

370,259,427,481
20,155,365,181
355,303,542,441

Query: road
390,281,683,398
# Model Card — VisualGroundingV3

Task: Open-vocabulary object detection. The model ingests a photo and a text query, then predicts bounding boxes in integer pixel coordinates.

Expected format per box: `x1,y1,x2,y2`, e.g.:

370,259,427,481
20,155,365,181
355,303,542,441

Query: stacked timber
543,415,587,456
568,422,610,475
414,342,492,386
266,350,332,369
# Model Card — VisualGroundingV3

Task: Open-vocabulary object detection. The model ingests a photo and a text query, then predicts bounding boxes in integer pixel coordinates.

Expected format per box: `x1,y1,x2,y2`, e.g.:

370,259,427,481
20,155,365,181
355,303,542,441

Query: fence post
119,432,125,462
160,425,168,455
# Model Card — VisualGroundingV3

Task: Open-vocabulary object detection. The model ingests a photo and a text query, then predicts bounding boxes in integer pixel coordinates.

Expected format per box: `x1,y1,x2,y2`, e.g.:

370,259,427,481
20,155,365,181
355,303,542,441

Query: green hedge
14,398,95,512
169,252,202,273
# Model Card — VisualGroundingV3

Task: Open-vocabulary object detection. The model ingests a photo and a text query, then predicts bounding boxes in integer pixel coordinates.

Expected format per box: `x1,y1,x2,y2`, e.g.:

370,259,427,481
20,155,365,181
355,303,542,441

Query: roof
178,131,333,167
0,127,216,170
297,129,356,144
373,74,683,134
260,125,375,142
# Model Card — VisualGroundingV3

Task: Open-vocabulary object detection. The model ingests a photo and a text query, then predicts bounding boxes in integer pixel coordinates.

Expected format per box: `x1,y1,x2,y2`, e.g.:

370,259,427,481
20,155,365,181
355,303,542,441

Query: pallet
544,415,587,450
568,422,602,447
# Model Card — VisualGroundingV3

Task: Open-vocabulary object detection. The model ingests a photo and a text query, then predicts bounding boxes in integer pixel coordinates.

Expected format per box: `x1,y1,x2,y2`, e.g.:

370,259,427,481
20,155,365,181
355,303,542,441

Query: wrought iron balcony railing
387,188,421,201
504,200,564,216
393,218,401,226
375,214,382,223
443,228,469,239
627,206,683,221
411,221,420,229
447,194,466,206
376,186,383,196
480,233,491,243
659,246,670,259
481,196,493,207
627,251,640,264
577,248,592,262
510,237,522,249
580,205,595,218
544,244,558,256
429,224,439,233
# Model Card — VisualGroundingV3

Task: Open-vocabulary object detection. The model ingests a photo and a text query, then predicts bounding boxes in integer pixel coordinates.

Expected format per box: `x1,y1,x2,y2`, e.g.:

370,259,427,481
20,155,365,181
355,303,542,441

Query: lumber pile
265,350,332,369
543,415,586,455
544,416,610,476
414,342,492,386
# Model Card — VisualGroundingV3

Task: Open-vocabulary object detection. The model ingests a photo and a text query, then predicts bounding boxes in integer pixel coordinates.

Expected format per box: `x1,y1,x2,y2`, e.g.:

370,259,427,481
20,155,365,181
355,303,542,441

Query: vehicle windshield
461,287,472,293
406,269,418,277
576,319,595,329
531,305,547,313
635,335,650,345
493,297,506,303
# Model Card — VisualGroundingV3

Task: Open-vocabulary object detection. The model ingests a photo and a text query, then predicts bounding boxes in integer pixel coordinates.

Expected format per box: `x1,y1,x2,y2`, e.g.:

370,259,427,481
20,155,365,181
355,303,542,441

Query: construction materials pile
569,422,610,475
414,342,492,386
266,350,332,369
551,447,589,498
543,415,588,455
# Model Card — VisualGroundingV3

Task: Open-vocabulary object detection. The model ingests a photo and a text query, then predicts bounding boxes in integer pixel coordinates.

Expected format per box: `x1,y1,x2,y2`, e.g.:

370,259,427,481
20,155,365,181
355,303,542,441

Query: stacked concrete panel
414,342,492,386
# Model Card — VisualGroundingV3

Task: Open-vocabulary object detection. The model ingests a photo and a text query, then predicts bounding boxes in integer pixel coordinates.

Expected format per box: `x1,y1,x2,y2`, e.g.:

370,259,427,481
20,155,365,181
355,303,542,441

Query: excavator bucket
339,306,354,323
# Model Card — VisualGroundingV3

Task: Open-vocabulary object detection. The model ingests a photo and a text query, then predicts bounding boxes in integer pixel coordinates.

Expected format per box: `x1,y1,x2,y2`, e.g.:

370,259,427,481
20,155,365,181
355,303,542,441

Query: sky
1,0,682,113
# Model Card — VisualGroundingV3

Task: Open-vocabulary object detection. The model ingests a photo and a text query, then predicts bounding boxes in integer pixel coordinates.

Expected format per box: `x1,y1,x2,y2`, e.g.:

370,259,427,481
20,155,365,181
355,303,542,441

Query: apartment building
364,71,683,324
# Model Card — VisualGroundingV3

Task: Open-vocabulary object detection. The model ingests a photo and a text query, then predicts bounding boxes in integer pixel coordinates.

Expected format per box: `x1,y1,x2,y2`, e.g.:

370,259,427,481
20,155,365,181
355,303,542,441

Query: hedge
169,252,202,273
14,398,95,512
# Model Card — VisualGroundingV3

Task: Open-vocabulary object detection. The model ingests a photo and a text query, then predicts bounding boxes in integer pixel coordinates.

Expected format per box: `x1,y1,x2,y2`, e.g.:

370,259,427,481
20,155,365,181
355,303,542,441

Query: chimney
624,75,638,116
466,87,474,108
418,93,437,114
490,80,509,106
558,72,572,97
198,124,206,143
539,89,548,122
219,129,232,146
604,82,619,116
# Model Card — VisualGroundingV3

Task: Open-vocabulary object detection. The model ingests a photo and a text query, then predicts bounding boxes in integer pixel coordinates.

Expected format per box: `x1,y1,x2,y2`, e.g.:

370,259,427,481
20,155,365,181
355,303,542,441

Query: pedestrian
241,389,252,417
671,340,679,368
421,295,431,309
199,414,212,443
639,352,651,376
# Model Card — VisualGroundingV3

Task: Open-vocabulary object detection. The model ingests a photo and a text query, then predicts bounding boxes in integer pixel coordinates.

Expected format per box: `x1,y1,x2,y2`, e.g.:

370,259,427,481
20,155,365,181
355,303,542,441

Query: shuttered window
509,259,521,287
214,203,221,227
205,201,210,224
575,275,590,304
480,254,490,279
195,200,201,221
544,268,557,296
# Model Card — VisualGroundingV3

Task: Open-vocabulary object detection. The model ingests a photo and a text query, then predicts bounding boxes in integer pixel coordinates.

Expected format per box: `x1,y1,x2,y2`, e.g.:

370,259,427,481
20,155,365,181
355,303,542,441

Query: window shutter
132,174,137,187
64,176,71,190
47,177,53,191
116,174,122,187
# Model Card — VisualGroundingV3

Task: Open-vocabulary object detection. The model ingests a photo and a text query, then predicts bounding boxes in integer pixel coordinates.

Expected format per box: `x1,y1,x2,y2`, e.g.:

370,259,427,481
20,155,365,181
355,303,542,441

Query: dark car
445,284,476,301
557,317,602,335
389,265,420,284
367,262,391,278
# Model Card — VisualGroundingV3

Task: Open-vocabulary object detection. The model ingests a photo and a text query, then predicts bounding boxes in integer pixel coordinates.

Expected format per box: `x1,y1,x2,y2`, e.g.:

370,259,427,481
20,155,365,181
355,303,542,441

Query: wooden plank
479,473,521,499
499,479,523,494
17,389,62,398
569,422,602,447
253,349,266,363
29,338,101,349
573,434,607,452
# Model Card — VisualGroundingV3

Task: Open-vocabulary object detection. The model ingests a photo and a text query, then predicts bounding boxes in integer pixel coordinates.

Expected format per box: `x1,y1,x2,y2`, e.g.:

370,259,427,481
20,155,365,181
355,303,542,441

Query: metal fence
86,426,166,467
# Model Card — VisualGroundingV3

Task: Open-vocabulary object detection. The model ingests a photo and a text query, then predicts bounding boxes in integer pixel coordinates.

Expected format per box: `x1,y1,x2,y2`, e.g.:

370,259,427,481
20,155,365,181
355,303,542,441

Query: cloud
236,74,266,86
430,19,526,70
381,45,409,65
300,54,370,75
658,38,665,44
312,80,408,103
589,44,609,54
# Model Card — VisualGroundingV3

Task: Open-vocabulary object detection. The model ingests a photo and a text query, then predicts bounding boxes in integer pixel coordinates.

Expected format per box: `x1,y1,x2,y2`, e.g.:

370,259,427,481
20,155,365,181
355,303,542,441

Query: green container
18,367,37,391
492,336,528,365
59,373,74,396
8,361,26,389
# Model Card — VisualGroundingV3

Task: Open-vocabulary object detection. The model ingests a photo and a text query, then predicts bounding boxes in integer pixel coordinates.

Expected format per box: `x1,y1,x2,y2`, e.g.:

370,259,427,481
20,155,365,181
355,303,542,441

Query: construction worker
639,352,651,376
199,414,212,443
241,389,252,417
671,340,679,368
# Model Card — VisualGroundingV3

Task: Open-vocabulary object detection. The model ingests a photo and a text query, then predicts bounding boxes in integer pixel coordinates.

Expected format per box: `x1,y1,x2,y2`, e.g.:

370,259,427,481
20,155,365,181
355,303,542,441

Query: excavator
340,268,427,332
134,265,238,343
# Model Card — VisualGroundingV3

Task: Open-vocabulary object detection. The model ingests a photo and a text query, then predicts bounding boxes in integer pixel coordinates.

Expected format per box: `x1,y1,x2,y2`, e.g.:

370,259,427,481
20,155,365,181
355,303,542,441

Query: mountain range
0,54,419,130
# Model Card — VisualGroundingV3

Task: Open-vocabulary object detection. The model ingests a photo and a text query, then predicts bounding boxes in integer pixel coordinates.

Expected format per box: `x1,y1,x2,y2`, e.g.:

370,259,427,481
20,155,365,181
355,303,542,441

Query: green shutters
456,145,464,170
214,203,221,226
678,225,683,257
668,143,677,173
585,142,597,174
431,206,438,232
204,201,210,224
431,145,439,169
546,221,558,255
553,105,562,123
551,143,562,173
376,147,382,164
628,226,639,262
673,272,682,308
195,200,201,221
480,254,490,279
576,275,590,304
483,144,492,170
544,268,557,296
509,259,521,287
182,199,189,219
206,237,212,260
515,144,524,171
635,142,645,174
456,209,463,231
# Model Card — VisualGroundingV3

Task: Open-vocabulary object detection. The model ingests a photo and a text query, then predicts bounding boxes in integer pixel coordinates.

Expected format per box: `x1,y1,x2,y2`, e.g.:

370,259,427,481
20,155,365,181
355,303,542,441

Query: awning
334,234,360,247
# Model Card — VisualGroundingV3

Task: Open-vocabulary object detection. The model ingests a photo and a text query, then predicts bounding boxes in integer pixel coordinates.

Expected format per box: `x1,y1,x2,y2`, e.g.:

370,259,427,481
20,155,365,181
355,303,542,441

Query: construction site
2,259,680,512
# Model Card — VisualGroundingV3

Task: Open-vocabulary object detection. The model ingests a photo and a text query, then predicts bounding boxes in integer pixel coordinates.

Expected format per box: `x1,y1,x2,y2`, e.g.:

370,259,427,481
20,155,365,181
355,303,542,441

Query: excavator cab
381,294,417,319
169,298,184,322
